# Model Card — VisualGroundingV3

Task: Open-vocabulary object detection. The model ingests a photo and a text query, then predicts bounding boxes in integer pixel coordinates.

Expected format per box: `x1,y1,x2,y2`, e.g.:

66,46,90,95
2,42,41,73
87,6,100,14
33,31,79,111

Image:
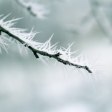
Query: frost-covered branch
0,15,92,73
16,0,49,19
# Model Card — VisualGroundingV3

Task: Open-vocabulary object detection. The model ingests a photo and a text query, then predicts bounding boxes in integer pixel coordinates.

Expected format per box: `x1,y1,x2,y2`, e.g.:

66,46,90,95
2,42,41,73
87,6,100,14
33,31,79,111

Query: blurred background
0,0,112,112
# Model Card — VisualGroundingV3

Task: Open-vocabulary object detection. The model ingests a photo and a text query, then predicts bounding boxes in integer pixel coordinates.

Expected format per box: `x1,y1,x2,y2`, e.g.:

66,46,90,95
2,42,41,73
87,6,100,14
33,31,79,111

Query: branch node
54,52,61,57
33,51,39,58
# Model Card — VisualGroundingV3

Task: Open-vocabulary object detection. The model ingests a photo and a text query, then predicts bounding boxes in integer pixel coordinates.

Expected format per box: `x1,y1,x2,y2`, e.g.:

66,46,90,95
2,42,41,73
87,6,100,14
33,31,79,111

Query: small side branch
15,0,36,17
15,0,49,19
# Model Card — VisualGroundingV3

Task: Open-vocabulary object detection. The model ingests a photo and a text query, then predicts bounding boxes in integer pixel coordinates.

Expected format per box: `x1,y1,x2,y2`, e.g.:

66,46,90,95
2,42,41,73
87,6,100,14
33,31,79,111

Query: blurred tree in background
0,0,112,112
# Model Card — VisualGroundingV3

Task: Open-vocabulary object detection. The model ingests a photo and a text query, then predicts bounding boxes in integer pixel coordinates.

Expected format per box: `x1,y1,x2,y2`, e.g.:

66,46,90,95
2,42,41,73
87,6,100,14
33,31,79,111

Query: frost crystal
0,35,8,53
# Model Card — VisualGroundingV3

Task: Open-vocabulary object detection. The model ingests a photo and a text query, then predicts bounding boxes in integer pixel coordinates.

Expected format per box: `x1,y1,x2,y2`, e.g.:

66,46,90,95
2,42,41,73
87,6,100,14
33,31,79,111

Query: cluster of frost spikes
0,14,92,73
16,0,49,19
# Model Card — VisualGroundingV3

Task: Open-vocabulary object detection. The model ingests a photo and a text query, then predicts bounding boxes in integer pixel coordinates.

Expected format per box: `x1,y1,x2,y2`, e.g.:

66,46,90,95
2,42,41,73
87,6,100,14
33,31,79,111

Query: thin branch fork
0,25,92,73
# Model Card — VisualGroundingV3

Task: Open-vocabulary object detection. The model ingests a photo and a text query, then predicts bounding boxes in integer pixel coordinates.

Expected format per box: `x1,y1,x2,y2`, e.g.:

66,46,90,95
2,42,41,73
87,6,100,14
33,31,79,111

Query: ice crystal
0,35,8,53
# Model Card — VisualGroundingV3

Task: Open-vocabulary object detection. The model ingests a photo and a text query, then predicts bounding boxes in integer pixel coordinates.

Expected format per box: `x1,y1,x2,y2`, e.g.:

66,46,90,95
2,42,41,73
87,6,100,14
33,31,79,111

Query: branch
16,0,49,19
89,0,112,38
0,15,92,73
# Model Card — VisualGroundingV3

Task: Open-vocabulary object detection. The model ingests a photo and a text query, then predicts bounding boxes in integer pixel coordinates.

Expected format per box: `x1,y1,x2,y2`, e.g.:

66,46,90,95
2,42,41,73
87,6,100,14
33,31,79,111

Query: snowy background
0,0,112,112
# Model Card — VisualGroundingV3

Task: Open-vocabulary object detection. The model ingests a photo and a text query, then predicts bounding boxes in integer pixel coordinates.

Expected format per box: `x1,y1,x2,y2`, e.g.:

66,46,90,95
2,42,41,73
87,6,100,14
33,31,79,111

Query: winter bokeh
0,0,112,112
